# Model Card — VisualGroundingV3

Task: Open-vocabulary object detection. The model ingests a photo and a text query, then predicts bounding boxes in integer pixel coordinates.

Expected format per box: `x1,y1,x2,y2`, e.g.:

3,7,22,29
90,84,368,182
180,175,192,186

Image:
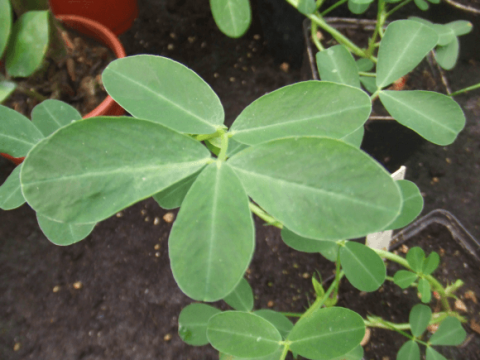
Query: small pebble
14,343,20,351
464,290,477,303
302,272,310,279
155,252,161,258
280,62,289,72
144,216,150,222
428,323,439,333
167,44,175,50
153,217,160,225
360,328,371,346
164,333,172,341
163,212,175,223
214,73,219,78
116,212,123,217
229,77,235,82
267,300,274,308
170,33,176,39
141,209,147,216
455,299,468,312
253,34,261,40
53,285,60,293
73,281,83,290
188,36,196,44
446,157,452,164
154,244,160,250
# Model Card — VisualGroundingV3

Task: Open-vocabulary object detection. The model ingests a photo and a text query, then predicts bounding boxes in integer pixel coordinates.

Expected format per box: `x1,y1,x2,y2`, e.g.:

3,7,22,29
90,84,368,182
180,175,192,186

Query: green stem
359,71,376,77
302,271,345,320
279,343,290,360
386,0,414,17
195,128,224,142
320,0,348,16
16,85,48,102
311,21,325,51
449,82,480,97
366,0,386,58
248,202,283,229
371,89,381,100
280,312,303,317
217,130,229,161
316,0,324,9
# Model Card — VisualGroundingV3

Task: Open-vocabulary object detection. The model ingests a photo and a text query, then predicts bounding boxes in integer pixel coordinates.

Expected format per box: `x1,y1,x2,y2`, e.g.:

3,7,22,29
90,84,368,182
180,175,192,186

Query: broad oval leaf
21,117,211,223
385,180,423,230
356,58,374,72
210,0,251,38
414,0,429,11
219,347,284,360
435,37,459,70
153,169,201,210
429,317,466,345
360,76,378,94
31,99,82,137
341,126,364,148
37,214,95,246
103,55,224,134
6,11,50,77
379,90,465,145
169,163,254,302
340,241,386,292
287,307,365,360
178,303,221,346
0,165,25,210
0,0,12,58
228,137,402,240
407,247,425,272
422,252,440,275
0,79,17,103
224,278,254,312
329,345,364,360
445,20,472,36
376,20,438,89
397,340,420,360
418,278,431,303
431,24,455,46
230,81,371,146
281,227,339,261
348,0,371,14
393,270,418,289
426,347,447,360
254,310,294,339
0,105,44,156
298,0,317,15
409,304,432,337
207,312,281,358
316,45,360,88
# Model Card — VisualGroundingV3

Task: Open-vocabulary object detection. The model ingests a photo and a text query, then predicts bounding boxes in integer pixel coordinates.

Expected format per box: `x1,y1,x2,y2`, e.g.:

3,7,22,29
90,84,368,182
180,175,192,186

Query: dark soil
1,0,480,359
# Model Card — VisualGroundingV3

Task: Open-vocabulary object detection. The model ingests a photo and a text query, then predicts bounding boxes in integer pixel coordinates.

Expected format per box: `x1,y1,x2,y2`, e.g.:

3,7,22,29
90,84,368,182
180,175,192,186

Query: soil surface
1,0,480,359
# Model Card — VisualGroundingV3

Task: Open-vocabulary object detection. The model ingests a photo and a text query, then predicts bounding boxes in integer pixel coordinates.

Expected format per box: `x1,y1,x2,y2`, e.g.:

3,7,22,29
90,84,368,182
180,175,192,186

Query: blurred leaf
316,45,360,87
356,58,374,72
210,0,251,38
298,0,316,15
435,37,459,70
340,126,364,148
0,0,12,58
445,20,473,36
153,169,202,210
426,347,448,360
431,24,455,46
254,310,294,339
348,0,371,14
178,303,221,346
329,345,364,360
414,0,429,11
393,270,418,289
31,99,82,137
0,80,17,103
418,278,431,303
422,252,440,275
312,276,326,298
219,347,284,360
384,180,423,230
0,165,25,210
397,340,420,360
407,247,425,272
409,304,432,337
429,317,466,345
408,17,433,26
360,76,378,94
224,278,254,312
37,214,95,246
427,0,440,4
281,227,339,261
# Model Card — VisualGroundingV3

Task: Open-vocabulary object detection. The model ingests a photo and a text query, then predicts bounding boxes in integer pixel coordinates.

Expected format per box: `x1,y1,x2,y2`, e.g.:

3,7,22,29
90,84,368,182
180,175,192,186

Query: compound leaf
316,45,360,88
429,317,466,346
407,247,425,272
37,214,95,246
210,0,251,38
435,37,459,70
224,278,254,312
31,99,82,137
409,304,432,337
281,227,339,261
397,340,420,360
153,169,201,210
426,347,447,360
393,270,418,289
178,303,221,346
254,310,294,339
445,20,472,36
418,278,431,303
422,252,440,275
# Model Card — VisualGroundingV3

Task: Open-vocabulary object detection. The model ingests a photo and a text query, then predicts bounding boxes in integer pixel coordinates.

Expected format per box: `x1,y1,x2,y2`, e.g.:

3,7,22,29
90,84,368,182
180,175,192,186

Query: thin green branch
449,82,480,97
311,21,325,51
385,0,414,17
248,202,283,229
359,71,376,77
279,343,291,360
217,130,229,161
280,312,303,317
321,0,348,16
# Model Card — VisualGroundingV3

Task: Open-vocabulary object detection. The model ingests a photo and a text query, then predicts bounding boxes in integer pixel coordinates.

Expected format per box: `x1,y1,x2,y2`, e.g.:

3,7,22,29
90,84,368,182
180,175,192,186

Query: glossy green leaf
397,340,420,360
0,165,25,210
348,0,371,14
429,317,466,345
414,0,429,11
224,278,254,312
31,99,82,137
228,137,402,240
385,180,423,230
316,45,360,88
210,0,251,38
230,82,371,146
0,0,12,58
0,105,44,156
409,304,432,337
360,76,378,94
287,307,365,360
340,241,386,292
281,227,339,261
435,37,459,70
103,55,224,134
207,312,281,358
445,20,473,36
376,20,438,89
329,345,364,360
153,169,201,210
340,126,364,148
379,90,465,145
418,278,431,303
6,11,49,77
21,117,211,224
431,24,455,46
178,303,221,346
170,163,254,302
426,347,447,360
356,58,374,72
422,252,440,275
254,310,294,339
298,0,316,15
0,79,17,103
37,214,95,246
407,247,425,272
393,270,418,289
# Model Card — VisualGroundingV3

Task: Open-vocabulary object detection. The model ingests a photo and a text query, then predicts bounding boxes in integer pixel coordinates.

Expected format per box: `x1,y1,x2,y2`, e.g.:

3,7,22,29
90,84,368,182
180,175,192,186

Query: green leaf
397,340,420,360
281,227,339,261
340,241,386,292
360,76,378,94
376,20,438,89
0,105,44,157
356,58,374,72
393,270,418,289
31,99,82,137
418,278,431,303
329,345,364,360
340,126,364,148
103,55,224,134
445,20,473,36
426,347,447,360
170,163,254,302
228,137,402,241
348,0,371,14
219,348,284,360
316,45,360,88
312,276,326,298
427,0,440,4
407,247,425,272
287,307,365,360
431,24,455,46
408,17,433,26
435,37,459,70
6,11,50,77
230,81,371,146
414,0,429,11
0,0,12,58
422,252,440,275
298,0,317,15
178,303,221,346
409,304,432,337
153,169,202,210
254,310,294,339
36,214,95,246
379,90,465,145
207,311,281,358
21,117,211,224
429,317,466,345
224,278,254,312
0,79,17,103
385,180,423,230
0,165,25,210
210,0,251,38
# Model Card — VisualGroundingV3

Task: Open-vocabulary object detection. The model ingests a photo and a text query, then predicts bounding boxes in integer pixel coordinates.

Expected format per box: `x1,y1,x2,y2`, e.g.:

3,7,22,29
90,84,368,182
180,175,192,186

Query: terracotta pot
49,0,138,35
1,14,126,165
